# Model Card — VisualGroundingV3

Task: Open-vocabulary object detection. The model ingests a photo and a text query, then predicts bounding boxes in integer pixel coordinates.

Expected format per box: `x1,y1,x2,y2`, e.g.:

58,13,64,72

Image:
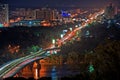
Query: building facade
35,8,59,21
104,3,115,19
0,4,9,25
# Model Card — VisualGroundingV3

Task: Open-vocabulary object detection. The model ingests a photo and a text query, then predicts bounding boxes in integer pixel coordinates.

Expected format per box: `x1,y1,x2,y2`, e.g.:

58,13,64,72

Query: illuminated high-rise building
16,8,26,17
0,4,9,25
35,8,59,21
25,8,36,20
104,3,115,19
35,9,44,20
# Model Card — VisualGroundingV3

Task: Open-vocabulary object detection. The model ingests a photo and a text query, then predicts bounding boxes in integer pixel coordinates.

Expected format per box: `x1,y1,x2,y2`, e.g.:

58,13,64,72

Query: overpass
0,48,60,79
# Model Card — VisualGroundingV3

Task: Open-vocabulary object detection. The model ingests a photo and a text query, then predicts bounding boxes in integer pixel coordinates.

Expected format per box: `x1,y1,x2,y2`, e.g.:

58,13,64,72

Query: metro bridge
0,48,60,79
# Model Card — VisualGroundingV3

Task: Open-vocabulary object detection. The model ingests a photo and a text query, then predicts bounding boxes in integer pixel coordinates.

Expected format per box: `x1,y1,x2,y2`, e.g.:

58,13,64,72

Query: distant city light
52,39,56,44
54,51,57,54
60,34,64,38
78,24,81,27
63,30,68,33
29,21,32,24
75,25,78,27
61,11,71,17
72,18,76,21
69,28,72,31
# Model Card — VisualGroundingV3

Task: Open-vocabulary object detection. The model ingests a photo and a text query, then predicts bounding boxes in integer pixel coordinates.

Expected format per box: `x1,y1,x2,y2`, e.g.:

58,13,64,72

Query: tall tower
104,3,115,19
0,4,9,25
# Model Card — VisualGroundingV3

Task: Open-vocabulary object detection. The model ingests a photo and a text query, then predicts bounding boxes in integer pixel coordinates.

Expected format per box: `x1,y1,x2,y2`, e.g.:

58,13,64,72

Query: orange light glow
35,69,38,79
8,45,20,54
10,19,15,23
3,23,9,27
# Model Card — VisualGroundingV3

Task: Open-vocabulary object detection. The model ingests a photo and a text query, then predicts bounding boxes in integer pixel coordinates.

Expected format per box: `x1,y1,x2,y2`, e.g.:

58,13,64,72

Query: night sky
1,0,120,8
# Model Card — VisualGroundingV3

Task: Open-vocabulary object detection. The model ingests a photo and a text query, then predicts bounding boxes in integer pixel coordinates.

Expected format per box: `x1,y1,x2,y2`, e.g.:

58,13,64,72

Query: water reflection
51,66,58,80
40,59,48,78
19,59,80,79
35,69,38,80
39,59,80,78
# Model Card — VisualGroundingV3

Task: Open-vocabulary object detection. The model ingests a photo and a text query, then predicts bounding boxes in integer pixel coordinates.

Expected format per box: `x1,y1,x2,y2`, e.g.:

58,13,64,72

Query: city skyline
1,0,119,9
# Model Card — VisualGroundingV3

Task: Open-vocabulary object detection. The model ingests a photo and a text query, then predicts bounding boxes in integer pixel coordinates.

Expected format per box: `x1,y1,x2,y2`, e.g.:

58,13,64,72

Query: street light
75,25,78,27
69,28,72,31
52,39,56,45
60,34,64,38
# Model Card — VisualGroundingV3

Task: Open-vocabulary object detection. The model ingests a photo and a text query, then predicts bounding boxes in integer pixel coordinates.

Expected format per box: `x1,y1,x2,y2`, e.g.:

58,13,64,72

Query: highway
0,10,104,79
56,10,104,47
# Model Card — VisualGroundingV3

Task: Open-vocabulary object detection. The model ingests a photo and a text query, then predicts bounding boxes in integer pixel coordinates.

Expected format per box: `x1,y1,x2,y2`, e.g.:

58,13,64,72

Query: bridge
0,48,60,79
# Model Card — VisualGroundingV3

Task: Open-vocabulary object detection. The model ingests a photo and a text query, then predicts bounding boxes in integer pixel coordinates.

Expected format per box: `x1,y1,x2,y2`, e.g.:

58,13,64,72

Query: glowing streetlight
69,28,72,31
52,39,56,44
60,34,64,38
75,25,78,27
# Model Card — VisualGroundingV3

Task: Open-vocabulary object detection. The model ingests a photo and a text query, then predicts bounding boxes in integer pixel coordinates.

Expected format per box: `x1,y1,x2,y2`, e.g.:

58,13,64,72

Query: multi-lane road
0,10,104,79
